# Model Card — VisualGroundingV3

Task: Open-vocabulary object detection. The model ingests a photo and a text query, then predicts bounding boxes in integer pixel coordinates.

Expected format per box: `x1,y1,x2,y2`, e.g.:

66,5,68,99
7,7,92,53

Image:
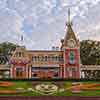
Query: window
54,68,59,77
19,52,22,57
31,68,38,78
72,67,76,72
52,55,58,61
33,56,53,62
55,56,58,61
67,67,76,72
42,68,48,72
15,52,19,57
32,56,37,61
44,56,48,61
16,67,23,72
47,56,50,61
32,72,38,77
21,52,24,57
69,51,75,64
34,56,37,61
59,55,63,61
67,67,76,77
15,52,24,57
40,56,44,61
52,56,55,61
32,56,34,61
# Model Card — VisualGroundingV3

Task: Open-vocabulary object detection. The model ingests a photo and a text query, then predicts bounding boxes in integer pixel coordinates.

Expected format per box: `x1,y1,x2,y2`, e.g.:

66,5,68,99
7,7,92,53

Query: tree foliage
0,42,16,64
80,40,100,65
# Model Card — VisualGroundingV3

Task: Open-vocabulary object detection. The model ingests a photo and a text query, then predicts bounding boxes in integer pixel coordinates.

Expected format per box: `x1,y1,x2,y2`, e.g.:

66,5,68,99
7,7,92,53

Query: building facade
9,9,80,79
0,9,81,79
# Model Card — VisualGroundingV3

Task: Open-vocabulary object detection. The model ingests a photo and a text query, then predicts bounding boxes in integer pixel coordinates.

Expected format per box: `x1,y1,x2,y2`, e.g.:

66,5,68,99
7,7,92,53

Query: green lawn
0,81,100,96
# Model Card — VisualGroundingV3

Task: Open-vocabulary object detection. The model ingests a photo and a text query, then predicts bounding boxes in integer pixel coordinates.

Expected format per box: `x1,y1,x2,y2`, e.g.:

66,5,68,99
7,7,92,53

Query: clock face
67,39,76,48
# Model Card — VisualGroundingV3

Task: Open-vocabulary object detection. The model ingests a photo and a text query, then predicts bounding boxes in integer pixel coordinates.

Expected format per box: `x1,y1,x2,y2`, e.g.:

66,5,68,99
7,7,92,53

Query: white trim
79,48,81,78
29,66,32,78
31,64,59,67
26,65,28,78
63,48,66,78
10,64,13,78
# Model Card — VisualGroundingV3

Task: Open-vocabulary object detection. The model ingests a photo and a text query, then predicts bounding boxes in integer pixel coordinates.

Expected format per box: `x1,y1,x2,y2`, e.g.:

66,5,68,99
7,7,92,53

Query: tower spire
68,8,70,25
67,8,72,26
64,8,77,44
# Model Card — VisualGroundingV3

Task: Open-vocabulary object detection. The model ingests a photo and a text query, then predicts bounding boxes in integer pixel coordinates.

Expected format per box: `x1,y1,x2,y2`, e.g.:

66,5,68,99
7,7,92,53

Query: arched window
19,52,22,57
34,56,37,61
15,52,19,57
69,51,75,64
44,56,48,61
37,56,39,61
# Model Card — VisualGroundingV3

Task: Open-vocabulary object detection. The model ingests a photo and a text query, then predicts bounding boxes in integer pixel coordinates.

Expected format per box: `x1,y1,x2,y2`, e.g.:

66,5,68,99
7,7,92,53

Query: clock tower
61,8,80,78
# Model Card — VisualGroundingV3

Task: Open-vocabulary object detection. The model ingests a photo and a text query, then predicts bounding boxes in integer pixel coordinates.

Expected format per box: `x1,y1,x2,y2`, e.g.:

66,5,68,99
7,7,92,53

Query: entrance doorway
31,67,59,79
16,67,23,78
68,67,76,78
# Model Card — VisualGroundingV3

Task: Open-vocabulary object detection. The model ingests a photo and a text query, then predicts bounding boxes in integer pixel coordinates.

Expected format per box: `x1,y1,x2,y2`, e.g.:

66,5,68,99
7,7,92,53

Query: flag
21,35,24,42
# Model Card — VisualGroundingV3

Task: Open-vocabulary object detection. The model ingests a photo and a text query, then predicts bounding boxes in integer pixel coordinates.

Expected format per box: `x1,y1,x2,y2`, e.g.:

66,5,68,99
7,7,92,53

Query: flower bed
35,83,58,95
65,83,100,91
0,90,29,94
72,82,82,86
0,81,14,87
81,87,100,90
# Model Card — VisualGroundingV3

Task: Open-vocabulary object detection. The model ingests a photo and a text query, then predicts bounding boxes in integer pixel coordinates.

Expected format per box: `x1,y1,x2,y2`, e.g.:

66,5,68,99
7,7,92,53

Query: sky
0,0,100,50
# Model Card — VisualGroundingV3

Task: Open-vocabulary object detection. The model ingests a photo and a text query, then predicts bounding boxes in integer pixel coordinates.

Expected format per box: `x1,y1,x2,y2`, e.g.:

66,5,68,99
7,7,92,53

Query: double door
16,67,24,78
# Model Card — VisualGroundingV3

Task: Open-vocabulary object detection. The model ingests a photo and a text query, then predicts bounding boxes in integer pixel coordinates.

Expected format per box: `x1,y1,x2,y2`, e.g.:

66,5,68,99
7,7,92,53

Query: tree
80,40,100,65
0,42,16,64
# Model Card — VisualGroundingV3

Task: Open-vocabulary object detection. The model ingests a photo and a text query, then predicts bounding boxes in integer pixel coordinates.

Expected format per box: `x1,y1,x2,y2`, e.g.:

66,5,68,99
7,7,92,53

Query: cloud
0,0,100,50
